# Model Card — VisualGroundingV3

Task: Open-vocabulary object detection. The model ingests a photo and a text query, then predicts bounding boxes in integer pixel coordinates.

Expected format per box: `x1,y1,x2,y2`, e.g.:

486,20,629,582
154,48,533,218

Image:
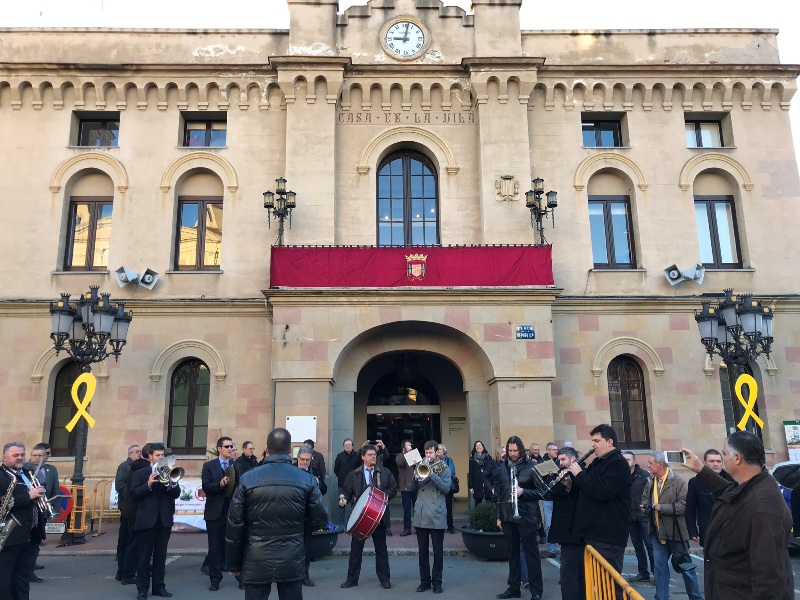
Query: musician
131,442,180,600
114,444,142,582
495,436,547,600
233,441,259,476
202,437,235,592
23,443,58,580
1,442,46,600
362,437,393,536
412,440,451,594
297,444,327,587
227,428,327,600
566,424,631,595
547,447,584,600
339,444,398,590
334,439,361,528
395,439,417,536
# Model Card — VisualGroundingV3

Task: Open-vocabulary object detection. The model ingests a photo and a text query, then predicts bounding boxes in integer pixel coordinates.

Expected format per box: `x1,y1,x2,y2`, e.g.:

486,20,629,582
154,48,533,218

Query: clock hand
404,22,410,42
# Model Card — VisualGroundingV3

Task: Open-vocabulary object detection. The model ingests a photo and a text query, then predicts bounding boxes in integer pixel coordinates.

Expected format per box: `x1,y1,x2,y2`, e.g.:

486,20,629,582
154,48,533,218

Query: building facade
2,0,800,499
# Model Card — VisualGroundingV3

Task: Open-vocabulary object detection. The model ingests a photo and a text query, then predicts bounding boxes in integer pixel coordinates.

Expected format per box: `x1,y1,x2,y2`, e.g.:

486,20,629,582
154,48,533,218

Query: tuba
155,456,185,488
415,457,445,481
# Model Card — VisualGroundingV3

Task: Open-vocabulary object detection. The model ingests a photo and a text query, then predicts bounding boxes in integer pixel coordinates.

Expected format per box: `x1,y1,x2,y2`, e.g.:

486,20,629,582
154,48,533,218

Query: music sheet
404,448,422,467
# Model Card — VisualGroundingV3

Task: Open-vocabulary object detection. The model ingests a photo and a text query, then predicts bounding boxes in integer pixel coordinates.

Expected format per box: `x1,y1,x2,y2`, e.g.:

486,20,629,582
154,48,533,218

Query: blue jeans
651,536,702,600
542,500,556,553
629,520,654,576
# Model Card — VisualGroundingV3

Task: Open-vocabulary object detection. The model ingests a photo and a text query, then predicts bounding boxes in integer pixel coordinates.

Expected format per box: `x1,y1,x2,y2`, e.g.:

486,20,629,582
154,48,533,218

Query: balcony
269,245,553,288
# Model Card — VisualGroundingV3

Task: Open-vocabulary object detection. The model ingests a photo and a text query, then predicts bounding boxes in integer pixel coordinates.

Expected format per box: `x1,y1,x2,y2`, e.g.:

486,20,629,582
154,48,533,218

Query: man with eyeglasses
202,437,236,592
115,444,142,582
23,443,60,580
339,444,398,590
234,441,259,476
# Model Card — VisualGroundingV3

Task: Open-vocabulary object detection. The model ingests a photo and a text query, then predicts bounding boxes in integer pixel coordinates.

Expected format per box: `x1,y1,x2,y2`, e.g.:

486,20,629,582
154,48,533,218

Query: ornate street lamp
525,177,558,245
694,288,774,367
263,177,297,247
49,285,133,545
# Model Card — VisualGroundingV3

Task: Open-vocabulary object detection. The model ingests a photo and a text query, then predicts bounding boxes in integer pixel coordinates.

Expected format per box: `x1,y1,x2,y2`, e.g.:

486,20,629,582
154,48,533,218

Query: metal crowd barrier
584,544,645,600
64,485,88,534
88,478,120,536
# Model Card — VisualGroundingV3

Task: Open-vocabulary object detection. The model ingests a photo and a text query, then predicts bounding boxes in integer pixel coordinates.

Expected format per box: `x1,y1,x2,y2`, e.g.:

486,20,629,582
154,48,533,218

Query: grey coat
411,466,451,529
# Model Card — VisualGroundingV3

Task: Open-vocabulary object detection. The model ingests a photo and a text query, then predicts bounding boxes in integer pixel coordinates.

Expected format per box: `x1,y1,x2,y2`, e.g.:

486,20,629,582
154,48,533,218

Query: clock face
385,21,426,59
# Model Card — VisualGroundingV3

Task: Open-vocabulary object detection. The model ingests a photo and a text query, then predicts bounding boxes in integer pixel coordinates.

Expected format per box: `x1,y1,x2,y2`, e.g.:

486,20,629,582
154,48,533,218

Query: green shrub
468,501,501,532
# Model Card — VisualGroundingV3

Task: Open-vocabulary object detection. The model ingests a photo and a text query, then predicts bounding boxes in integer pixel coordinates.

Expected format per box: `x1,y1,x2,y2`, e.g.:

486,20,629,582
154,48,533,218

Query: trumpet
155,456,185,488
510,464,521,520
29,460,56,520
415,457,445,481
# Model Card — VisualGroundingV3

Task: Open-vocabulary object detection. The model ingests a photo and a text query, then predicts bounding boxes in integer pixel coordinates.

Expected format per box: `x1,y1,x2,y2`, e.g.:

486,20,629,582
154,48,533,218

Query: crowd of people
1,425,795,600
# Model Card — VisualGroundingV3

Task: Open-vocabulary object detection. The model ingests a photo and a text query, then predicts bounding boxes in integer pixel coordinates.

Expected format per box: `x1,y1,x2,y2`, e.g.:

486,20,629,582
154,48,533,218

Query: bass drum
345,486,388,541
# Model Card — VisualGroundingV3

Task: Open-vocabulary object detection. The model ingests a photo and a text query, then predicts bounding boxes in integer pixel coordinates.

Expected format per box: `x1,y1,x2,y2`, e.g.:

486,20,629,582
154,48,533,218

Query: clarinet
545,449,595,491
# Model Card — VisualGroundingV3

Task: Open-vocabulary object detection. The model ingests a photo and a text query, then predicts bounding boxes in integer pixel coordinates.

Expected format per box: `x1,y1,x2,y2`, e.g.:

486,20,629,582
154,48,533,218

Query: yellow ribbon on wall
65,372,97,432
734,373,764,431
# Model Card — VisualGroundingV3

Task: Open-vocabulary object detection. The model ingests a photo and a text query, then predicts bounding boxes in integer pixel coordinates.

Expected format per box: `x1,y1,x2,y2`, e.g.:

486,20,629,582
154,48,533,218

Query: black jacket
202,458,231,521
333,450,362,491
233,454,259,477
121,458,150,520
572,448,631,546
547,479,581,545
226,454,327,584
467,452,500,500
131,463,180,530
496,457,547,525
298,465,327,496
341,464,398,527
0,467,45,547
629,464,651,522
685,469,735,539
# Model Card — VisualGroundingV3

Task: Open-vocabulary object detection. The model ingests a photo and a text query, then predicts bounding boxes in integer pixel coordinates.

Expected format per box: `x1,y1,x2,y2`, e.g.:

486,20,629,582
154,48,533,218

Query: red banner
270,245,553,288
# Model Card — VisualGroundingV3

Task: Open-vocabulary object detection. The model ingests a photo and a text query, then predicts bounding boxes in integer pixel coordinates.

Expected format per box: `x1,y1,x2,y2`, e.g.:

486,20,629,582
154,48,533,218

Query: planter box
310,528,340,560
460,526,509,561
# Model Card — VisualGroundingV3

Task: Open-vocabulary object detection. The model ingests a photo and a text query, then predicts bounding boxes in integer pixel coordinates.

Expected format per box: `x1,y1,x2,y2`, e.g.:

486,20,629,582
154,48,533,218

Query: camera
641,502,653,514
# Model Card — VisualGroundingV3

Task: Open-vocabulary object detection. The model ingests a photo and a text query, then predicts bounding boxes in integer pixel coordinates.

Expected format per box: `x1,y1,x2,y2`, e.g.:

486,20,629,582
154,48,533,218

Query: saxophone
0,468,21,552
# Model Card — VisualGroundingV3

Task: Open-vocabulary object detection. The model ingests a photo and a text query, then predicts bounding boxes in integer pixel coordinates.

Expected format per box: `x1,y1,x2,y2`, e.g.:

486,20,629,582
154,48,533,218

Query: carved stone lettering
337,111,474,125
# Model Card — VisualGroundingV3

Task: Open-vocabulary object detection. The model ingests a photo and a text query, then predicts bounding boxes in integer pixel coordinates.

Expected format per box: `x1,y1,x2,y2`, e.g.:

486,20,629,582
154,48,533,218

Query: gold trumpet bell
168,466,185,484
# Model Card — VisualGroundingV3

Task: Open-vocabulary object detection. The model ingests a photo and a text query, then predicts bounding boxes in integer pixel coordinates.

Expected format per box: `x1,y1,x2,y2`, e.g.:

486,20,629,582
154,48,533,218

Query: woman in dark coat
467,441,499,504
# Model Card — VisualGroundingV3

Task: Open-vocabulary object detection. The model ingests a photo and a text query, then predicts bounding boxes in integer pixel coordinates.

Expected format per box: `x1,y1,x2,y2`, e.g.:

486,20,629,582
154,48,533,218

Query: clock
380,17,430,61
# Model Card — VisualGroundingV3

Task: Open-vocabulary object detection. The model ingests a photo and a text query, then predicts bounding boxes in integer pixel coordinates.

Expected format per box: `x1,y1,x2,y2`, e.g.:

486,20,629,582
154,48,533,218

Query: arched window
377,151,439,246
719,363,762,438
607,356,650,449
168,359,210,454
49,362,83,456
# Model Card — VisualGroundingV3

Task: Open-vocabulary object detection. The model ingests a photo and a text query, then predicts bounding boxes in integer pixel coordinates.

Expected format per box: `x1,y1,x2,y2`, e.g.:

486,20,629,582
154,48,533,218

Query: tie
222,461,229,471
366,468,373,486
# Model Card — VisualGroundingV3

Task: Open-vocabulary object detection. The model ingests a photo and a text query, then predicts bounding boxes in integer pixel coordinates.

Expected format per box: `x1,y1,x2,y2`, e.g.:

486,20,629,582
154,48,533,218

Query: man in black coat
338,444,398,589
495,436,548,600
130,442,180,600
333,438,361,528
22,443,58,580
547,447,584,600
119,445,151,585
623,451,653,582
296,444,328,587
566,424,631,595
114,444,142,581
0,442,47,600
227,428,327,600
202,436,235,591
685,448,734,547
233,441,259,477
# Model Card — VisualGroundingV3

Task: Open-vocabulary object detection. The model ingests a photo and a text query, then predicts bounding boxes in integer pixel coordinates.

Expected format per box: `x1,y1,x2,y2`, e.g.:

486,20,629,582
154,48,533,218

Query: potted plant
460,501,509,561
310,521,341,560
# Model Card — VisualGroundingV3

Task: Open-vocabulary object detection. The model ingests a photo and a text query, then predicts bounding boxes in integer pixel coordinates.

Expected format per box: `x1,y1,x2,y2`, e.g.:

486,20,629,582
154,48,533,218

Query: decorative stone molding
703,355,716,378
49,151,129,200
357,126,458,175
31,346,108,383
591,336,665,378
160,151,238,201
678,153,754,191
150,339,227,382
574,152,648,192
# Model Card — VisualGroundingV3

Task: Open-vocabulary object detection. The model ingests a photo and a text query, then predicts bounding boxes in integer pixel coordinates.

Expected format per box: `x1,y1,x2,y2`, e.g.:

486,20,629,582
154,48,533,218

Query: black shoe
433,584,443,594
120,578,137,585
239,583,245,590
35,564,45,570
29,575,43,583
399,530,413,536
302,577,314,587
152,590,173,598
209,583,219,591
201,564,210,575
381,581,392,589
341,580,358,588
496,589,521,599
447,527,455,534
630,574,650,582
386,530,393,536
417,582,432,592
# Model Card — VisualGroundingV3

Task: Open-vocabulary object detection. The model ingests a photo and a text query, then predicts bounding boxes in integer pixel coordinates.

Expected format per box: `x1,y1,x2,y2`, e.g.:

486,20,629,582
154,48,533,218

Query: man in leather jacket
495,436,548,600
227,428,327,600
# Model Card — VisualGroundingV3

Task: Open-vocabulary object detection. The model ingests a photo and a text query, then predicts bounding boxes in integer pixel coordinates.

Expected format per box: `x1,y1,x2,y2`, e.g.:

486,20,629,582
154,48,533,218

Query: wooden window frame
167,359,210,455
588,195,636,269
64,196,113,271
182,120,227,147
685,120,723,148
607,356,651,450
694,195,742,269
175,196,223,271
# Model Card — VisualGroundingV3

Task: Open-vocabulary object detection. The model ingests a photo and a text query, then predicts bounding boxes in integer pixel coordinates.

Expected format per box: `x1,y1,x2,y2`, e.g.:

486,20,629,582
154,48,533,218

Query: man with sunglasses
202,437,236,592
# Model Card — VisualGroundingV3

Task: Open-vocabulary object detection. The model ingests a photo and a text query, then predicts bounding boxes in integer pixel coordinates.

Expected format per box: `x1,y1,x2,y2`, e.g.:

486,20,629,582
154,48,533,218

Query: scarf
472,451,489,467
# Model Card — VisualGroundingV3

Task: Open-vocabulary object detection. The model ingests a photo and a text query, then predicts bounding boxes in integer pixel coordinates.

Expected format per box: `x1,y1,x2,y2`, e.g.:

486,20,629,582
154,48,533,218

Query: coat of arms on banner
406,253,427,281
495,175,519,201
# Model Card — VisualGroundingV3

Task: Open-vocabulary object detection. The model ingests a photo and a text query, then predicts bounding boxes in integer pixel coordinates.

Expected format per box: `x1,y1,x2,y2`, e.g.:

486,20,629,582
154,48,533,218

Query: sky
3,0,799,153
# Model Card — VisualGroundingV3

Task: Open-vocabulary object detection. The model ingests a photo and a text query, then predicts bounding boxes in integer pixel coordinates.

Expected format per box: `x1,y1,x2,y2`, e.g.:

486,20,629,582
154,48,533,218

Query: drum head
346,487,372,532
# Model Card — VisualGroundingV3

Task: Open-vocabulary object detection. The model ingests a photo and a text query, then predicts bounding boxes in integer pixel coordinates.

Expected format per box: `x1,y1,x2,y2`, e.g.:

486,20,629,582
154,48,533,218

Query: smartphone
665,450,686,464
